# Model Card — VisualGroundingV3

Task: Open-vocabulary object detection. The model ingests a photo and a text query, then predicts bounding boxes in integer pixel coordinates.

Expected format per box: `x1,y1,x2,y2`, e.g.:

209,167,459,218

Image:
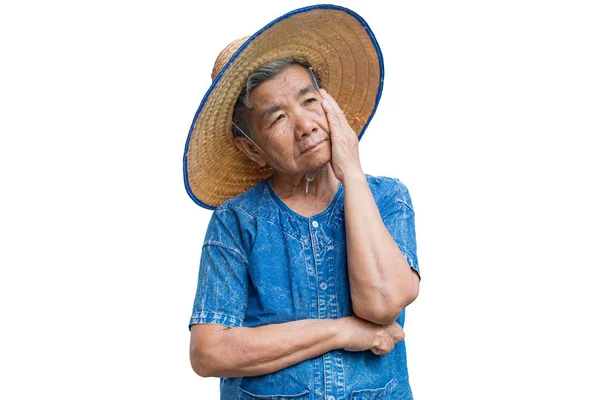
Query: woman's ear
233,138,268,168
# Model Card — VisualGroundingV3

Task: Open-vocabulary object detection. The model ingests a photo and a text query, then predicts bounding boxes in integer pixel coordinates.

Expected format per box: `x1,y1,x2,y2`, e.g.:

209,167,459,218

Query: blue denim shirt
190,175,420,400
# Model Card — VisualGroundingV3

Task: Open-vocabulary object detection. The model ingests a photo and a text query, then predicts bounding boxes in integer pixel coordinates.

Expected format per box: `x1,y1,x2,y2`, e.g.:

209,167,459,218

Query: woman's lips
301,139,326,154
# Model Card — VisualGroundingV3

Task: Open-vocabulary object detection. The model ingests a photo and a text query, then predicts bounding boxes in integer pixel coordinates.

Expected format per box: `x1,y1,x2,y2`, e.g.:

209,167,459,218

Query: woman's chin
306,149,331,169
306,159,329,173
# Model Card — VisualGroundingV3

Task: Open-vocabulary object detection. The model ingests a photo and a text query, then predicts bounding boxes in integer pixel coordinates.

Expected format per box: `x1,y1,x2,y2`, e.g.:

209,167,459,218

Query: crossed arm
190,316,405,377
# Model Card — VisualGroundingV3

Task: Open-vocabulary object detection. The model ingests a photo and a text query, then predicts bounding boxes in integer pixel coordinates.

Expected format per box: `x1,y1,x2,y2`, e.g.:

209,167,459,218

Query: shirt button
320,282,328,290
327,396,335,400
312,220,319,228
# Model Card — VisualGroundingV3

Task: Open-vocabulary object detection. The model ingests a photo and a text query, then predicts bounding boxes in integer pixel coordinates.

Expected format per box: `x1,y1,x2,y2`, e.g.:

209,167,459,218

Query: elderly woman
184,6,420,400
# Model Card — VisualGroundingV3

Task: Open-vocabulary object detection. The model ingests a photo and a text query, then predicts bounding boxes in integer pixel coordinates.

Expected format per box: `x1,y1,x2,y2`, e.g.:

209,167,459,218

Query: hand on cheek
319,89,363,183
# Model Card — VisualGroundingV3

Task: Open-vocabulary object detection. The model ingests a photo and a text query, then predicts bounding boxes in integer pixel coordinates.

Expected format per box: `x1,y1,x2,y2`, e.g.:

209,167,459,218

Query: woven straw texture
185,7,382,209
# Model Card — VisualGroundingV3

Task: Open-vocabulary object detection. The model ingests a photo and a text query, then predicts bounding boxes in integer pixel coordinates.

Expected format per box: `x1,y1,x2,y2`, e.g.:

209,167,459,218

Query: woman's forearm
343,173,419,325
190,318,344,377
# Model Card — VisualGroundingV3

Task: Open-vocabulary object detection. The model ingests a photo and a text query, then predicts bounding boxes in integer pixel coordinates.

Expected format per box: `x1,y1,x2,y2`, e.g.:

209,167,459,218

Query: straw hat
183,5,384,209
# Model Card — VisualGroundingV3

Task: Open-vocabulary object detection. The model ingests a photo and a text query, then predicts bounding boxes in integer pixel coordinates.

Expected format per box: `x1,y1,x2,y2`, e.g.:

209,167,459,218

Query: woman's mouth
301,139,326,154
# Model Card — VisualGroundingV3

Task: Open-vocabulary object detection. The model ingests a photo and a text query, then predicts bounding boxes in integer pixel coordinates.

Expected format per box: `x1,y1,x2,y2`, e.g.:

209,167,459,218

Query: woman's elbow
190,324,234,377
353,288,419,325
353,306,397,325
190,346,212,377
353,299,404,325
190,339,224,377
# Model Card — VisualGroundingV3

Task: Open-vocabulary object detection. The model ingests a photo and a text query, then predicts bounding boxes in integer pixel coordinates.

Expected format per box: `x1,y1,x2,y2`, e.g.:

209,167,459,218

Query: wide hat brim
183,4,384,209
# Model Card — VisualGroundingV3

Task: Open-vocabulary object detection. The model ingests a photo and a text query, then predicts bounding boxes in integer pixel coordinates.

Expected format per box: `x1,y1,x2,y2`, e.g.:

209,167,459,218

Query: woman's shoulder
365,174,410,195
214,180,271,218
204,181,272,250
365,174,413,208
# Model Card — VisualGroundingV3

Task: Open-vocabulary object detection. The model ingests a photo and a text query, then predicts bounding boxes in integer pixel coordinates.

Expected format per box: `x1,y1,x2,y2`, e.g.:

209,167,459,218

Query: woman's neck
269,164,340,217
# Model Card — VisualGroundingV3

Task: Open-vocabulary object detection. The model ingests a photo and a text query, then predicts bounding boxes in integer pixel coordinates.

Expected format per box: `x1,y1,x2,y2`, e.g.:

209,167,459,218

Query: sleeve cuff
402,251,421,280
188,310,244,331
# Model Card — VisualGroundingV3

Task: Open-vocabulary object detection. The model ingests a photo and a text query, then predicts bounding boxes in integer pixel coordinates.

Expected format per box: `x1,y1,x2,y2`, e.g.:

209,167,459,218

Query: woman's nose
293,110,319,139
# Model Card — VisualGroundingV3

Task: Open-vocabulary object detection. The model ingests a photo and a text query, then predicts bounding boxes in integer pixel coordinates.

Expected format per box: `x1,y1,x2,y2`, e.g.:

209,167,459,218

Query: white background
1,0,599,399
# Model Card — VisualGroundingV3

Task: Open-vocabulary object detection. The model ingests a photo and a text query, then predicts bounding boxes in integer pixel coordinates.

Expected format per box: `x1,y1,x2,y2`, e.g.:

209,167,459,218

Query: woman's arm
343,175,420,325
320,89,420,326
190,316,404,377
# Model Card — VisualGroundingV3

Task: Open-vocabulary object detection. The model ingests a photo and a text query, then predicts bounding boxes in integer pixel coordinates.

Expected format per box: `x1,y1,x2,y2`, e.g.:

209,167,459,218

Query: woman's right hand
337,315,405,355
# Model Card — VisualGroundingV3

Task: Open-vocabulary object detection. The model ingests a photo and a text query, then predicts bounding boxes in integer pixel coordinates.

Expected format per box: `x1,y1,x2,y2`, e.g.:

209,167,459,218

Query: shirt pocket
350,378,398,400
239,388,310,400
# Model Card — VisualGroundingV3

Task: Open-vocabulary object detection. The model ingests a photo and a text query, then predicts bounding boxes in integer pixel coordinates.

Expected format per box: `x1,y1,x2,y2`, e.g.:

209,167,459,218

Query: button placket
309,215,345,399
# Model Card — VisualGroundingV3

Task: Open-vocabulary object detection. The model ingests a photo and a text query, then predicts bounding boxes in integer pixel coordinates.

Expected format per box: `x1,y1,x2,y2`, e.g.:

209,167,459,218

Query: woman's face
247,64,331,175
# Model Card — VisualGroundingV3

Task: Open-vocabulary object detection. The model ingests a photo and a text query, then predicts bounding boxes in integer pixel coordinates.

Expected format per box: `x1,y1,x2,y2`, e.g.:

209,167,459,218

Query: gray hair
232,59,322,139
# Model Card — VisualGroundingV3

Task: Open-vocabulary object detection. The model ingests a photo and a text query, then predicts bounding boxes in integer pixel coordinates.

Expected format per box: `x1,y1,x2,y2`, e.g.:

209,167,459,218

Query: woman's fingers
320,88,354,136
320,89,344,116
320,90,341,131
319,88,361,183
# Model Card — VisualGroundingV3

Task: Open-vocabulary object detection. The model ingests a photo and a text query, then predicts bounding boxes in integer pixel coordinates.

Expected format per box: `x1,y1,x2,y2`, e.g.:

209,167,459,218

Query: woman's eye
271,114,285,126
304,97,317,105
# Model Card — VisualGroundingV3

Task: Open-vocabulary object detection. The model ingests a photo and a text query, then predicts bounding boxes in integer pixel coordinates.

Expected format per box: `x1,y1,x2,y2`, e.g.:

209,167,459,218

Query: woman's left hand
320,89,363,183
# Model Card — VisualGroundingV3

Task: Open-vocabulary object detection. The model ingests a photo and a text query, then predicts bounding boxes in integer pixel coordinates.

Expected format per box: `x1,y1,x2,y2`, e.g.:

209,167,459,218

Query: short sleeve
379,179,420,279
189,210,250,330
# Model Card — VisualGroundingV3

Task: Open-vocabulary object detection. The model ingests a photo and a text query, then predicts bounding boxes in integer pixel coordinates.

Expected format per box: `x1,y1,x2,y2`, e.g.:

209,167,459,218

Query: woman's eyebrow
259,103,283,123
258,85,317,122
297,85,316,98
